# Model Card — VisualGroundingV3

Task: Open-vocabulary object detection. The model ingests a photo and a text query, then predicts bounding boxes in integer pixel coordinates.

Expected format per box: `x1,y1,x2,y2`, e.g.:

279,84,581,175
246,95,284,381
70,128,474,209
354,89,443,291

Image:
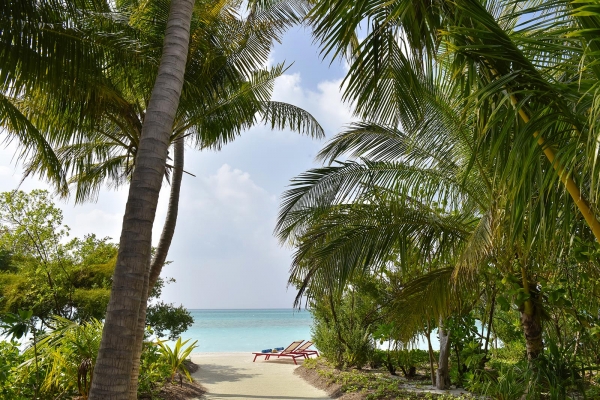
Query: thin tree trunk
436,318,451,390
483,291,496,360
426,321,436,386
128,137,185,400
88,1,194,398
148,138,185,291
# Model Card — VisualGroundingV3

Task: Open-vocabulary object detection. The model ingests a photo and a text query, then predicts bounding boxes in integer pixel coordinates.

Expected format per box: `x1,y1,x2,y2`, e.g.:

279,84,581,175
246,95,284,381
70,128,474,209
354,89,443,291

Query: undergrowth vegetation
0,321,197,399
0,191,197,398
303,358,474,400
304,270,600,399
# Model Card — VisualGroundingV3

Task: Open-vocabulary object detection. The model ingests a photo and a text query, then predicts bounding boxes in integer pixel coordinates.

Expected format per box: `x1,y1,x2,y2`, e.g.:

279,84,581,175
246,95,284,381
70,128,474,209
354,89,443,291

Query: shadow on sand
193,363,256,385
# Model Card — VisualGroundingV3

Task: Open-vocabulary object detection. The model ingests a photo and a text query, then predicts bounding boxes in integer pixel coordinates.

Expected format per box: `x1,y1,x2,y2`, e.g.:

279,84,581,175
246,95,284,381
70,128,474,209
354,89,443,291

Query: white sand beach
190,353,330,400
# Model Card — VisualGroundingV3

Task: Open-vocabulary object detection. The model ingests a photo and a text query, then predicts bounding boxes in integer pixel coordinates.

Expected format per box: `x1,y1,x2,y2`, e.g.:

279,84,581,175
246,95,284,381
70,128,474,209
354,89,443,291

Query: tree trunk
128,263,150,400
521,310,543,361
88,1,194,398
520,299,543,362
436,319,451,390
128,137,185,400
519,268,543,362
426,321,436,386
148,137,185,291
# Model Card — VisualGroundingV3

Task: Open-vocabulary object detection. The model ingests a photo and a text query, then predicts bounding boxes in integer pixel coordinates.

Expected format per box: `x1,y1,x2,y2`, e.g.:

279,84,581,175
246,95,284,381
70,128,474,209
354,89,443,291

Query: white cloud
0,165,13,178
271,73,355,136
0,55,353,309
159,163,297,308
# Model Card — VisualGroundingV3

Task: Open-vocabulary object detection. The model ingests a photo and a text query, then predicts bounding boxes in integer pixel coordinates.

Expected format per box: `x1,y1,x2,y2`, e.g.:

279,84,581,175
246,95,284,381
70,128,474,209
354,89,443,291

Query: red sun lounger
252,340,306,365
292,340,319,358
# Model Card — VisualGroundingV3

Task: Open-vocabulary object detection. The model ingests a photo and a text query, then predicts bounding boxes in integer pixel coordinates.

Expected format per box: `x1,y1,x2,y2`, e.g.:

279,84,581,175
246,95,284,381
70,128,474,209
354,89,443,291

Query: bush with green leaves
0,341,35,399
0,316,197,399
0,190,193,338
157,337,198,382
137,339,172,398
311,289,378,369
146,301,194,340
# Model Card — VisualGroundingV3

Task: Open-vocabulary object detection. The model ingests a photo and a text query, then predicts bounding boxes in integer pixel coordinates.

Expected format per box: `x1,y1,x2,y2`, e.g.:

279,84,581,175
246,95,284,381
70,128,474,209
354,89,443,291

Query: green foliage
311,287,378,369
25,317,103,397
137,340,172,398
157,337,198,382
0,190,193,338
308,359,474,400
0,341,35,399
481,364,528,400
0,309,33,340
0,190,118,322
0,317,195,399
146,301,194,340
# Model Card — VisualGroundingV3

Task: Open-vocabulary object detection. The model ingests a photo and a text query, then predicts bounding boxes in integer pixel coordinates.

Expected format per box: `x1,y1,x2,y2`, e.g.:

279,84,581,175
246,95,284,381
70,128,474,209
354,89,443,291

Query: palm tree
0,0,141,192
306,0,600,241
88,0,196,396
8,0,320,396
275,37,598,385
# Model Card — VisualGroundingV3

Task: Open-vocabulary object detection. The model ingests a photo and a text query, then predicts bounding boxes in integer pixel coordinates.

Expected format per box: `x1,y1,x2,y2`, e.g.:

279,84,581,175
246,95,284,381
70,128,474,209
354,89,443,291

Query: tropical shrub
18,317,103,398
157,337,198,383
138,340,172,398
310,288,378,369
0,317,196,399
0,341,35,399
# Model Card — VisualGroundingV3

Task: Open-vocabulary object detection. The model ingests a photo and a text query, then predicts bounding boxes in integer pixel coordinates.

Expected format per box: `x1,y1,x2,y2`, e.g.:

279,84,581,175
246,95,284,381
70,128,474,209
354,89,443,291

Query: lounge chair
292,340,319,358
252,340,306,365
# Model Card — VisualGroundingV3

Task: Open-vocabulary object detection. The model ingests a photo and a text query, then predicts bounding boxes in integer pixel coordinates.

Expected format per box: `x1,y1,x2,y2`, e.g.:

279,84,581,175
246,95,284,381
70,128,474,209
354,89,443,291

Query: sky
0,26,354,309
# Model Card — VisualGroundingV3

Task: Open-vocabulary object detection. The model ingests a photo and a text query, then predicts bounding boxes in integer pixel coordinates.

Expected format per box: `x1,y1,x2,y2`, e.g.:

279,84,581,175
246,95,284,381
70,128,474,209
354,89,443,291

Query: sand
190,352,331,400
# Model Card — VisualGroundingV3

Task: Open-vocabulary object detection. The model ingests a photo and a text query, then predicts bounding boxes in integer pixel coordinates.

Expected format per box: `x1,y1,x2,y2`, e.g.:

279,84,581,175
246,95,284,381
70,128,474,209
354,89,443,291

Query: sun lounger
292,340,319,358
252,340,306,365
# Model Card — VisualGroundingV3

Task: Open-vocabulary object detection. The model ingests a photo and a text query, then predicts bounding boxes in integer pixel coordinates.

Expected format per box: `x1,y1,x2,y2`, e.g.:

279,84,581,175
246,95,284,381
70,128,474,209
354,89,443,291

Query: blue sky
0,26,353,309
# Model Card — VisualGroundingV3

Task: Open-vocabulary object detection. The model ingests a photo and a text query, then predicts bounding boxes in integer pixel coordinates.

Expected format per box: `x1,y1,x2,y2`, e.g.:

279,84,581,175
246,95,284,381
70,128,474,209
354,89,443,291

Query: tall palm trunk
425,321,436,386
128,262,150,400
88,1,194,398
436,318,451,390
128,137,185,400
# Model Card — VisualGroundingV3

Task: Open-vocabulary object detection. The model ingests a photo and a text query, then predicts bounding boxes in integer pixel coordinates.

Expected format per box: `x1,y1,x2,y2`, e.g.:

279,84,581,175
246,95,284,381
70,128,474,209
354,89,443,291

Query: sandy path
190,352,331,400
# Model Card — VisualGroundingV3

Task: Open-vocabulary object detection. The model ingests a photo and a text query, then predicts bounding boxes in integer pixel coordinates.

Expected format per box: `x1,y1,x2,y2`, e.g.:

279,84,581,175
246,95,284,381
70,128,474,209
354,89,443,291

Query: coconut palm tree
0,0,143,192
7,0,320,396
275,35,598,385
306,0,600,241
87,0,196,395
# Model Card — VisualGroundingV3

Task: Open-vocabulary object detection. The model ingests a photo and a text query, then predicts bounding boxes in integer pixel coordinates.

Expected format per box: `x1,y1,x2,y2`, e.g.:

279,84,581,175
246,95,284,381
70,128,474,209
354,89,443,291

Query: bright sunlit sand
190,352,330,399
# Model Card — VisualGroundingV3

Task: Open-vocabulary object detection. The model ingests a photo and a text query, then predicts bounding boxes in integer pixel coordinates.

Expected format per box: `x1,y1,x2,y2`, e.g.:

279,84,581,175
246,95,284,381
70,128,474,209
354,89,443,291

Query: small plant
157,337,198,383
483,364,527,400
138,340,171,397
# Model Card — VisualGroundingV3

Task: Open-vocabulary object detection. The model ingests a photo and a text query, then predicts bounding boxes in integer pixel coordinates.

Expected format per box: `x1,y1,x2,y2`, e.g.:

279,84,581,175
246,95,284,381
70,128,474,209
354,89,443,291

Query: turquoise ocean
181,309,314,353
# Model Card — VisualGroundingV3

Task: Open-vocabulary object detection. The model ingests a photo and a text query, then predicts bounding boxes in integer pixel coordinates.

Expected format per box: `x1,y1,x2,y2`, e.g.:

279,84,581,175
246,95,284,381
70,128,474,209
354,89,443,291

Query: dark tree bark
520,298,543,361
519,269,543,362
88,1,194,397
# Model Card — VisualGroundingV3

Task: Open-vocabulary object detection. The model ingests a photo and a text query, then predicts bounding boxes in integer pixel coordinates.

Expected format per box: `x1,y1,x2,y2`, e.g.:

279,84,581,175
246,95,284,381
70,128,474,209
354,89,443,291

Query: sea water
180,309,313,353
